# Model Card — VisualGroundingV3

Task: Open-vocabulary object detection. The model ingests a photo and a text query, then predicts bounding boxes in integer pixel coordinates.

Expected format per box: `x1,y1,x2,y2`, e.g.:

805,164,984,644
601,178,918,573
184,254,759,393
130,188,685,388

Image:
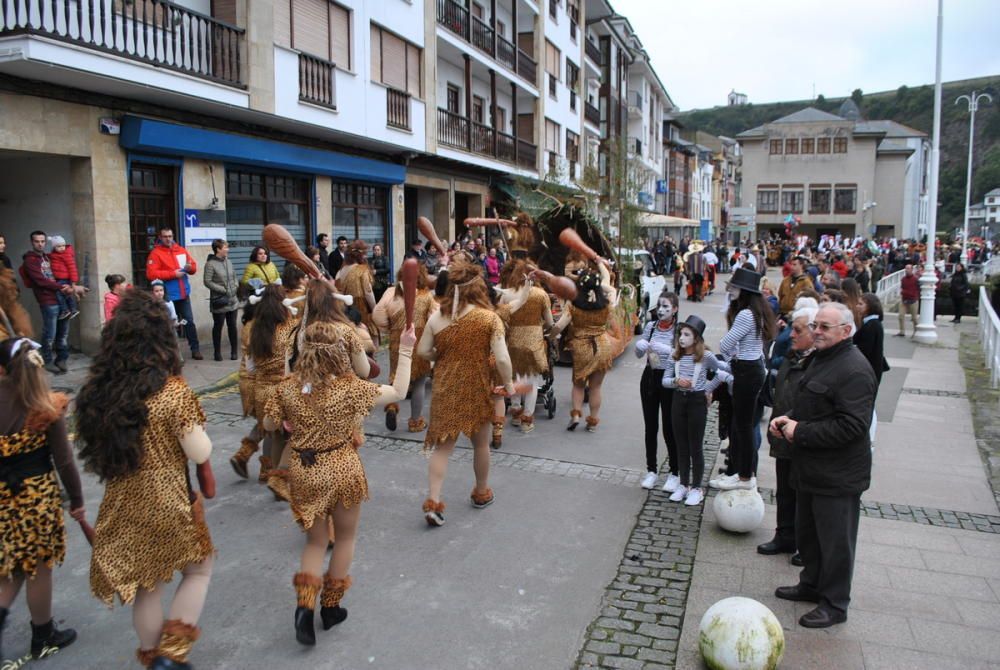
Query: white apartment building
985,188,1000,224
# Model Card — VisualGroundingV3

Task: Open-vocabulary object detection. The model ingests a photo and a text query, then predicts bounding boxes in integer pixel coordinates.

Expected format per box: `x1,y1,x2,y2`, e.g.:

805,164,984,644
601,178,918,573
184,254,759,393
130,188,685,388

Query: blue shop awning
120,116,406,185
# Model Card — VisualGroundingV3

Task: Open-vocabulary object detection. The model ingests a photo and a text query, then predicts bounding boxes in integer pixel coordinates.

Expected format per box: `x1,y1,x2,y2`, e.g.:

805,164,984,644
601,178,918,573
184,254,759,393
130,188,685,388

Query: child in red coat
48,235,81,320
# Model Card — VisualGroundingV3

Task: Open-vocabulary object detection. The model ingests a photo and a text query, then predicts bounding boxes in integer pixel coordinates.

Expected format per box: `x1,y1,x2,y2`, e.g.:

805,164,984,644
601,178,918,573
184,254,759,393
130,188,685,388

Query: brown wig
725,289,776,342
294,321,353,388
0,338,56,422
75,290,182,482
444,257,492,314
499,258,530,289
672,324,706,363
249,284,288,361
281,262,307,291
304,280,354,327
572,267,608,311
346,239,369,265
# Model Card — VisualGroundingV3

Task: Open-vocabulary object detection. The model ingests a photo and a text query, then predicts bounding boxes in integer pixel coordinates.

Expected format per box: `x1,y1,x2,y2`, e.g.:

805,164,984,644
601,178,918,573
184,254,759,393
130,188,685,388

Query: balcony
584,38,601,65
299,53,335,109
584,101,599,126
386,87,411,131
438,107,537,170
436,0,537,87
627,91,642,118
0,0,245,87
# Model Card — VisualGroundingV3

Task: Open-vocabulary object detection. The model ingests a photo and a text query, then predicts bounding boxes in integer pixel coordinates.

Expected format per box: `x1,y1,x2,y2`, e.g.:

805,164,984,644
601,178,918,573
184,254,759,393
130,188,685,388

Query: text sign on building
184,208,227,246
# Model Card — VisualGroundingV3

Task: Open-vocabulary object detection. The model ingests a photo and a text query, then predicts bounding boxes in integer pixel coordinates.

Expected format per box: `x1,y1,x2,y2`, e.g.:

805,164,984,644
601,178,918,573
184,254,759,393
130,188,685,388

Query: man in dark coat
769,302,876,628
328,235,348,276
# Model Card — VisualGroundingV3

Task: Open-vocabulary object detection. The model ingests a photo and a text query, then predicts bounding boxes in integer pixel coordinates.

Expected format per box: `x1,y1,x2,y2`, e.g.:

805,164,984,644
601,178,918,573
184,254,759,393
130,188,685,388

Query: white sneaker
669,486,689,502
718,476,756,491
708,473,738,490
662,474,680,493
684,488,704,506
640,472,658,490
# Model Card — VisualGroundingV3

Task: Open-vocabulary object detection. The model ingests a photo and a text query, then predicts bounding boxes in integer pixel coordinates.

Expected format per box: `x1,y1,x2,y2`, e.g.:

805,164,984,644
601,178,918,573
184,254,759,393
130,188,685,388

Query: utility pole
956,90,993,264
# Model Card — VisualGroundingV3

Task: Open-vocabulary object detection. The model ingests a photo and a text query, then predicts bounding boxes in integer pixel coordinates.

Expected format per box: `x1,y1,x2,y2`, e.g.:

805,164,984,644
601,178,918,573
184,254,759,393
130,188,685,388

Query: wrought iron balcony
585,38,601,65
584,101,600,126
436,0,537,88
386,87,411,131
438,107,537,170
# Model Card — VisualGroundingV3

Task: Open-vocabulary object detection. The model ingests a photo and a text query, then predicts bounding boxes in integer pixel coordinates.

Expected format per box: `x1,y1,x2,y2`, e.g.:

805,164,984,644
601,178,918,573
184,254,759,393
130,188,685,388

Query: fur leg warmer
321,575,352,609
136,648,158,667
293,572,323,609
156,620,200,664
258,455,273,484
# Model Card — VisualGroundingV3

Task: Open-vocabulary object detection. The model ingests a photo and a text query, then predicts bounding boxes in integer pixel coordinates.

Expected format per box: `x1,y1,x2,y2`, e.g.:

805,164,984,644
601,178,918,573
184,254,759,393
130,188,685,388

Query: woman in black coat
949,263,970,323
853,294,889,391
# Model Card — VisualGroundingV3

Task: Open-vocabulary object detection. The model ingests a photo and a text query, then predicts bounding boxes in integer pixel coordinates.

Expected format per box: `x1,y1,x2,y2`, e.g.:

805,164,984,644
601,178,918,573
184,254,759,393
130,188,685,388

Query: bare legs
0,566,53,625
427,422,492,502
571,370,606,429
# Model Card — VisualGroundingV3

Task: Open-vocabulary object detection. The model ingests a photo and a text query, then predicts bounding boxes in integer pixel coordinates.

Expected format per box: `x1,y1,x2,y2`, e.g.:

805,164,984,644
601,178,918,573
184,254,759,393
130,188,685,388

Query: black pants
212,310,238,356
690,273,703,300
640,367,677,474
173,298,200,353
795,490,861,613
730,359,765,478
774,457,796,544
671,389,707,488
953,295,965,321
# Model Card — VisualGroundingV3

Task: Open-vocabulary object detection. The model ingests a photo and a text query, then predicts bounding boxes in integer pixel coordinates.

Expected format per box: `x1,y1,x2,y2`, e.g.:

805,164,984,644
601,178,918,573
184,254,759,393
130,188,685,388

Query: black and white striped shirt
635,321,675,370
661,351,731,393
720,309,765,361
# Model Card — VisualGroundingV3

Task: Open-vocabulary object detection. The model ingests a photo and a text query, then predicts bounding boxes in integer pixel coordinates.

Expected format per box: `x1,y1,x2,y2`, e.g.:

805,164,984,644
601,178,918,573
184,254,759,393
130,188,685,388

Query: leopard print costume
425,308,505,448
565,304,614,385
238,321,255,417
251,320,297,421
388,289,435,384
264,374,380,529
90,377,214,606
340,264,379,341
0,395,70,578
506,287,551,377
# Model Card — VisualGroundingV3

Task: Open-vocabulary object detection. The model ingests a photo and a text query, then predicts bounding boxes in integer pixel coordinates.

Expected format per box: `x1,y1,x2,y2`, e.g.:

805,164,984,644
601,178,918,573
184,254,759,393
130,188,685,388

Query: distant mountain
679,76,1000,231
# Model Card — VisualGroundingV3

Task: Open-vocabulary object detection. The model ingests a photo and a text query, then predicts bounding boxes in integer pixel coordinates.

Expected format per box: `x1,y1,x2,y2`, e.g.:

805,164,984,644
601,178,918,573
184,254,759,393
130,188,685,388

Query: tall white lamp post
956,90,993,263
915,0,944,345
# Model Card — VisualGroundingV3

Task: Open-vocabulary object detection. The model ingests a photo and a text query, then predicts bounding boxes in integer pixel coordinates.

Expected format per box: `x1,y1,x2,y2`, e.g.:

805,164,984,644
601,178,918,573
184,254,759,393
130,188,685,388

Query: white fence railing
978,286,1000,389
876,269,905,312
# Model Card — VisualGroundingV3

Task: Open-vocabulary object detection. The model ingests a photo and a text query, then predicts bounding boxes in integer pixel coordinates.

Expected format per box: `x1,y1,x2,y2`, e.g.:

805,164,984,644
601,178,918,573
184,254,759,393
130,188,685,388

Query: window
472,95,485,124
568,0,579,40
446,84,460,114
833,137,847,153
332,182,388,253
545,41,560,98
785,139,798,154
801,138,814,154
496,107,507,133
549,0,558,20
757,188,778,213
566,129,579,172
769,140,783,155
834,186,857,213
817,137,831,153
566,60,579,110
545,118,560,171
781,189,803,213
496,19,506,38
471,2,484,19
370,24,422,97
292,0,351,69
809,187,831,213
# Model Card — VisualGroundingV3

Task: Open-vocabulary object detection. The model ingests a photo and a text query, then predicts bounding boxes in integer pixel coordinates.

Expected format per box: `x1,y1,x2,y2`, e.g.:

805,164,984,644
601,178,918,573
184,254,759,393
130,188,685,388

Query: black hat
678,315,707,340
726,267,764,294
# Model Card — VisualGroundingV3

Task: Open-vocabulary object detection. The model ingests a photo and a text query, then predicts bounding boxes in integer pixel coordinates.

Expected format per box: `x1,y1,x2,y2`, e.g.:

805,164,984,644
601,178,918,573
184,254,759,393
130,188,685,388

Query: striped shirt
635,320,675,370
720,309,765,361
661,351,732,393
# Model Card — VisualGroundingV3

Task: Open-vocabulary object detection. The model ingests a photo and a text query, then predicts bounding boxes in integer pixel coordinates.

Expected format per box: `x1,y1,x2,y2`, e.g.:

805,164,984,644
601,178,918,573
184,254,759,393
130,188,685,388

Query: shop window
332,182,388,254
226,170,310,279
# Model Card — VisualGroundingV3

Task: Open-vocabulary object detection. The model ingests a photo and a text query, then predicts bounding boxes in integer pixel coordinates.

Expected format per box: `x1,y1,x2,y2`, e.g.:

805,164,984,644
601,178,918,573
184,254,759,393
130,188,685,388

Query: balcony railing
496,34,516,71
386,87,411,130
436,0,469,40
299,53,335,108
584,101,600,125
517,48,537,86
470,15,493,55
436,0,537,87
585,38,601,65
438,107,537,170
0,0,244,86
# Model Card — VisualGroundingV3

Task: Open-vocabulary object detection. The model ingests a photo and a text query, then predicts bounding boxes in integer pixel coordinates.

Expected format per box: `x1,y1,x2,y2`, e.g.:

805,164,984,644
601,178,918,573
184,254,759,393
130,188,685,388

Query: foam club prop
529,267,578,301
417,216,449,258
263,223,322,280
197,461,216,499
401,258,419,329
558,227,600,262
463,216,519,227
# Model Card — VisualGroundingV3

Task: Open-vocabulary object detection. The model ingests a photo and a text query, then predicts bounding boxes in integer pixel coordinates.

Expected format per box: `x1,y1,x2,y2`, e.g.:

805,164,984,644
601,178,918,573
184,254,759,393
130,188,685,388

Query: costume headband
451,275,481,320
8,338,43,369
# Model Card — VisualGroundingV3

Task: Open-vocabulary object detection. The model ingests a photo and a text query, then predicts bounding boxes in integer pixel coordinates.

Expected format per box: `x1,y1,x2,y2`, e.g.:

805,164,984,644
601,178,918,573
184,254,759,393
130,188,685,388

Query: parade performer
417,258,514,527
0,337,83,661
661,316,731,506
552,262,619,432
496,260,553,434
230,281,263,480
335,240,379,342
76,291,215,669
636,291,680,491
373,263,437,433
263,319,416,646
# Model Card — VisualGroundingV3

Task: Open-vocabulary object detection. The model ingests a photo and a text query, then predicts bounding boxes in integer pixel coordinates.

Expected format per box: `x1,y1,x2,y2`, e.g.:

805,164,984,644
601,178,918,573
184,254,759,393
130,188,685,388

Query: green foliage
816,94,826,105
973,146,1000,201
851,88,864,104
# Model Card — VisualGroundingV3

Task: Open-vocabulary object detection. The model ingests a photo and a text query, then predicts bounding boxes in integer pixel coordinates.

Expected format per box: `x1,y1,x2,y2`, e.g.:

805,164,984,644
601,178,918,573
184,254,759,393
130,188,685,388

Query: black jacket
767,349,813,460
328,249,347,276
788,339,875,496
950,270,970,299
853,318,889,389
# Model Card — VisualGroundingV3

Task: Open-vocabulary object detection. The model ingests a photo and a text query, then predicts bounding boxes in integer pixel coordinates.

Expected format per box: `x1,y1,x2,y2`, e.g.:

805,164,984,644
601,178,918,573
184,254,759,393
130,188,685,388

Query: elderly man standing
769,302,875,628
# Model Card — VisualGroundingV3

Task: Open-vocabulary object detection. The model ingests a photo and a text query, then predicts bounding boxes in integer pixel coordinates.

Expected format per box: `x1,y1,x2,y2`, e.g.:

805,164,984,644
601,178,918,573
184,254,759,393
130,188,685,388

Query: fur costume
0,267,33,338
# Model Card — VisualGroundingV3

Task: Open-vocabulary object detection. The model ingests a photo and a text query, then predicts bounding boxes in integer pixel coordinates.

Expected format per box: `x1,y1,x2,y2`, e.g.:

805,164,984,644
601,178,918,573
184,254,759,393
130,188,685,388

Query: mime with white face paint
635,292,681,492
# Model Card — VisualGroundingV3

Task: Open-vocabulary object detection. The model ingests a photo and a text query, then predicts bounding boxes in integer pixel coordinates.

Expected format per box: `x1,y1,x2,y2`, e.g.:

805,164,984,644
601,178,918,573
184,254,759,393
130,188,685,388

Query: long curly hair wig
75,290,182,481
249,284,288,361
295,321,353,388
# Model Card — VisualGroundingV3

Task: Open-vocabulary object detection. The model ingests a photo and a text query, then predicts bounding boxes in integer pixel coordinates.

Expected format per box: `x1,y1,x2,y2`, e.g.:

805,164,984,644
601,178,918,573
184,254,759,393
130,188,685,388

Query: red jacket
146,242,197,300
900,273,920,302
49,245,79,283
832,260,849,278
21,250,65,306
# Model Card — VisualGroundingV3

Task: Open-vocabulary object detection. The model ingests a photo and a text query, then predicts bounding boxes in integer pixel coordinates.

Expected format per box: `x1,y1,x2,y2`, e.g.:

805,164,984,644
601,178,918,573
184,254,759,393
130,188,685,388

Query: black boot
757,535,796,555
1,607,8,661
295,607,316,646
320,605,348,630
150,658,193,670
30,618,77,658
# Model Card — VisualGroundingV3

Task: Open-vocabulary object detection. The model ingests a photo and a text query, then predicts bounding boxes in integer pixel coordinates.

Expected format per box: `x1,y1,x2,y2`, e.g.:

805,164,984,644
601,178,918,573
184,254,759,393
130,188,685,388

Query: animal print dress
506,287,551,378
251,319,296,420
565,304,613,384
90,377,213,606
340,264,379,341
264,375,381,530
388,289,435,384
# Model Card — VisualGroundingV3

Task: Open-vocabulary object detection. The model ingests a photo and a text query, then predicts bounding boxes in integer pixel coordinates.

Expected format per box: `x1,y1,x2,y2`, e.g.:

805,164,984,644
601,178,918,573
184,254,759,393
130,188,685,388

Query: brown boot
151,620,199,666
230,438,259,479
267,469,291,502
293,572,323,646
509,405,524,426
320,575,352,630
586,415,600,433
491,416,505,449
258,455,273,484
407,416,427,432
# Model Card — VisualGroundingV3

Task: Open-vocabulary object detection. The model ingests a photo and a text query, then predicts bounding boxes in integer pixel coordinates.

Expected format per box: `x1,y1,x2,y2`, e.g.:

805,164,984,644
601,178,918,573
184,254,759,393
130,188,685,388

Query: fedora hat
726,267,764,294
678,315,707,340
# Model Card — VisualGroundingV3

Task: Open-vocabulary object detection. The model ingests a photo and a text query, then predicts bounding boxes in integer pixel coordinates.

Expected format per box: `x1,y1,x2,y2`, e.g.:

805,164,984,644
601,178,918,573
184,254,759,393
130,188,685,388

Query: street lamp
957,90,993,264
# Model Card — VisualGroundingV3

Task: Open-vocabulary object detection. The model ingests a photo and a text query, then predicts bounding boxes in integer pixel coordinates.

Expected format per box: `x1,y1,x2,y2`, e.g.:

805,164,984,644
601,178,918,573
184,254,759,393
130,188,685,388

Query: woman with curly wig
0,337,83,661
417,257,514,526
76,291,214,670
551,261,619,432
372,262,438,433
230,280,268,481
335,240,379,341
263,320,416,646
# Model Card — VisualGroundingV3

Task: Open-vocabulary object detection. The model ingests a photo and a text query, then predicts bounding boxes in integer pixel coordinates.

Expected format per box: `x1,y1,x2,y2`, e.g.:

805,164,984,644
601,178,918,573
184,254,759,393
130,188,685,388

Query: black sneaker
67,310,80,320
57,311,71,321
54,360,68,374
30,619,77,658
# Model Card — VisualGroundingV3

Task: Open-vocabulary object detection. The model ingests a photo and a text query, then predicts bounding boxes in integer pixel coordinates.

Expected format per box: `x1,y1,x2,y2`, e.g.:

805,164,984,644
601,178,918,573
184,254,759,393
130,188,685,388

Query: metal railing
437,107,537,170
584,101,599,125
979,285,1000,388
0,0,244,86
517,139,536,169
585,37,600,64
299,53,335,108
875,269,904,312
436,0,468,40
386,87,411,130
436,0,535,87
496,34,516,71
517,48,536,86
470,14,493,55
437,107,469,149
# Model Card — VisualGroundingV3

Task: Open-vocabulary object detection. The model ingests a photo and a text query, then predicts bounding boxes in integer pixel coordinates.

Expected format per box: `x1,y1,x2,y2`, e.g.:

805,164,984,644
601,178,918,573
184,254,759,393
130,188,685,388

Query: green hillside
679,76,1000,232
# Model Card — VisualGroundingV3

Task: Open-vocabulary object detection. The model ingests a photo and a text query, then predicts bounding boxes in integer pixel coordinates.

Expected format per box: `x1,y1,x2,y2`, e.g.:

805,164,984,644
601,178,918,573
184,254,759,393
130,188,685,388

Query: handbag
210,293,231,310
759,343,776,408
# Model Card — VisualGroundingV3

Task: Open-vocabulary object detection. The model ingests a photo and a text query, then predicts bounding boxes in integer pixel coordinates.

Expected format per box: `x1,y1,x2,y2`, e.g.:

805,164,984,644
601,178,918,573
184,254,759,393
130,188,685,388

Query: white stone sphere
713,488,765,533
699,596,785,670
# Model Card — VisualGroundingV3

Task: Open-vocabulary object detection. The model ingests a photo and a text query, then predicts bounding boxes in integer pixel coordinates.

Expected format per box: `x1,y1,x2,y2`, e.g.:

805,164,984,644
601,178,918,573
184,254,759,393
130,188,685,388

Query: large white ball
713,488,765,533
699,596,785,670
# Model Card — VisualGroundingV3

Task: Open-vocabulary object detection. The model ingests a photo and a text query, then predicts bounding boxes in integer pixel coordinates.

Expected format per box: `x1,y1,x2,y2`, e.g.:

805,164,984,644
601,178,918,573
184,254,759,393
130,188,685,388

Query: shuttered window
545,118,559,153
275,0,290,48
371,24,422,98
288,0,351,68
329,3,351,68
545,40,560,79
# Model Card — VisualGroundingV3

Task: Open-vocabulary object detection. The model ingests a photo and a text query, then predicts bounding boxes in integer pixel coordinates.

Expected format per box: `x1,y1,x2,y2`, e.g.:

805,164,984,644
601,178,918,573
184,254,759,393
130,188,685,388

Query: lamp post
957,90,993,264
914,0,943,345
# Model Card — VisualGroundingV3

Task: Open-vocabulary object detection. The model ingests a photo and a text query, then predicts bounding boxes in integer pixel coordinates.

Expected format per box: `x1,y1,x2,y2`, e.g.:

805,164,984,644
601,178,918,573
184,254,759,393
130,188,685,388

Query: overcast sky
609,0,1000,111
